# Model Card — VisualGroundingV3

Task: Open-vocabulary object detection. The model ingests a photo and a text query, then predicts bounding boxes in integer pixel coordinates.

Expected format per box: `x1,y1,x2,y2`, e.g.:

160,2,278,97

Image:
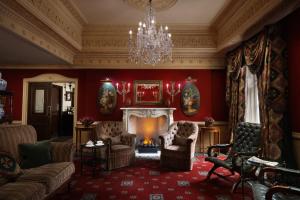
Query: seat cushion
17,162,75,193
248,181,300,200
0,181,46,200
111,144,131,152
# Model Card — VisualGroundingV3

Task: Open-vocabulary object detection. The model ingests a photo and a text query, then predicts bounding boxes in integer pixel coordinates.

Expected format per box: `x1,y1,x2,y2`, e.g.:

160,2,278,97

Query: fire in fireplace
135,117,163,153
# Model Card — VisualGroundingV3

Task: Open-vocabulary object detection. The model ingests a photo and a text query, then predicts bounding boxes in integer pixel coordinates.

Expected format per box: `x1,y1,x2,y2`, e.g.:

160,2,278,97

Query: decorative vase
205,121,213,127
0,104,5,120
0,72,7,91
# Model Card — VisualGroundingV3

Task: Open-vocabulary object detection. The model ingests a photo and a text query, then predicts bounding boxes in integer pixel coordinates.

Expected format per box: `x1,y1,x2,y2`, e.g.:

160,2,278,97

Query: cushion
111,135,121,145
0,181,46,200
19,140,52,169
18,162,75,193
0,175,8,187
173,135,188,146
0,151,21,178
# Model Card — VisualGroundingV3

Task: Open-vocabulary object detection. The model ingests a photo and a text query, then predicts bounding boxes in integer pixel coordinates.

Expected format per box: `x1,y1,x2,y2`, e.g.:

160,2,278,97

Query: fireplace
121,107,176,153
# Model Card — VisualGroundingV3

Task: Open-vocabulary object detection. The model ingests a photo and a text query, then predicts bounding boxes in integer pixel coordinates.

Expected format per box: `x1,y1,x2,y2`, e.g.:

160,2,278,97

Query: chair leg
231,177,241,193
205,164,218,181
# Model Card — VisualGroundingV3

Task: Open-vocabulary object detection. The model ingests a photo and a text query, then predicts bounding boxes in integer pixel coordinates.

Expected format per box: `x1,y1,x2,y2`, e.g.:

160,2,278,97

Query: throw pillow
0,151,21,179
19,140,52,169
173,135,188,146
111,135,121,145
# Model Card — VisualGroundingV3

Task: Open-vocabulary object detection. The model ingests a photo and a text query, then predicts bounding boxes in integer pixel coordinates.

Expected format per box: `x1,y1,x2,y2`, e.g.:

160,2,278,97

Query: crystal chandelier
128,0,173,65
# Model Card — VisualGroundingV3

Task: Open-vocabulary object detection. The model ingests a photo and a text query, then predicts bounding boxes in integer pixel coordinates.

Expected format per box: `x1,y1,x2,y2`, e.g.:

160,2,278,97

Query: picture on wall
181,77,200,116
98,80,117,114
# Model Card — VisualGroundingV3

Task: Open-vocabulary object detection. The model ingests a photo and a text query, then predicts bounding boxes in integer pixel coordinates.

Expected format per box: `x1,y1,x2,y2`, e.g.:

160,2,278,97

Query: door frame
22,73,78,141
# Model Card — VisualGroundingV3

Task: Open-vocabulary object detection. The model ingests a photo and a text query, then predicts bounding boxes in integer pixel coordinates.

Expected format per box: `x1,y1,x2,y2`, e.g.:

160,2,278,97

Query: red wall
0,69,228,122
286,8,300,132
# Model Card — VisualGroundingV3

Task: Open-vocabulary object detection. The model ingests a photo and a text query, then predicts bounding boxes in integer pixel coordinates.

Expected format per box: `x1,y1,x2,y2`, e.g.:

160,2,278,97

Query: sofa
0,125,75,200
96,121,136,170
159,121,198,171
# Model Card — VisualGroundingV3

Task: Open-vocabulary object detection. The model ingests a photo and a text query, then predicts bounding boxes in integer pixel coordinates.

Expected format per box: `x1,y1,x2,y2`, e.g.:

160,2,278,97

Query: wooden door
28,82,62,140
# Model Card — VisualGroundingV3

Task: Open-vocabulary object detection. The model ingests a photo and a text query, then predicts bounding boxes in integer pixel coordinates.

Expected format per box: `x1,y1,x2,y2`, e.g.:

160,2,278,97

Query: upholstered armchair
96,121,136,170
205,122,261,192
248,166,300,200
159,121,198,171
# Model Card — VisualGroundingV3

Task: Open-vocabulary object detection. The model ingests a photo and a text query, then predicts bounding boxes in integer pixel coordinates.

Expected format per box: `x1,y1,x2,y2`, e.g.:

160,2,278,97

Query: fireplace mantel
120,107,176,134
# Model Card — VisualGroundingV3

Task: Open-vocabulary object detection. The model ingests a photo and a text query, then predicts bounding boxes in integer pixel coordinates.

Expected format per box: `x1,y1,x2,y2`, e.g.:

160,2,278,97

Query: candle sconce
166,81,181,103
116,81,130,103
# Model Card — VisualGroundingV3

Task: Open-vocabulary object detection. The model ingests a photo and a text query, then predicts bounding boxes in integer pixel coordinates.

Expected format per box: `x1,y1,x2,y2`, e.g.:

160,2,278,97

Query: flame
143,137,153,145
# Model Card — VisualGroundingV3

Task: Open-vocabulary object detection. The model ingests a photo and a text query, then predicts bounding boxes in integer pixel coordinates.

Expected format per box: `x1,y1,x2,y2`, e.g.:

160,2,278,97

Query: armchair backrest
96,121,123,137
169,121,198,138
0,125,37,163
232,122,261,154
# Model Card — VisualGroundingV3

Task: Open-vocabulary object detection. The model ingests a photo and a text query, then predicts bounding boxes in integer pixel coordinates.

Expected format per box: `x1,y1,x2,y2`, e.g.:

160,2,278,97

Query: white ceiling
72,0,230,25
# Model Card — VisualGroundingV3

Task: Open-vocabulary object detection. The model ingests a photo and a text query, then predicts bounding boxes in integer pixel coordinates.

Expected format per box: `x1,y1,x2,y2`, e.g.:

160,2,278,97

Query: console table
75,124,97,152
199,126,221,153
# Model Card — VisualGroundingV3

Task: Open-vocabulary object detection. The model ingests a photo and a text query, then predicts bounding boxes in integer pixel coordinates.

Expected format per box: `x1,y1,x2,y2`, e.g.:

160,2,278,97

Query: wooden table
80,143,108,177
199,126,221,153
75,124,96,152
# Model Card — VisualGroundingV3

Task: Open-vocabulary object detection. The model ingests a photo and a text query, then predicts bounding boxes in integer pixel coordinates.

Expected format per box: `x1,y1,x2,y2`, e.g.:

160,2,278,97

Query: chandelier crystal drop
128,0,173,65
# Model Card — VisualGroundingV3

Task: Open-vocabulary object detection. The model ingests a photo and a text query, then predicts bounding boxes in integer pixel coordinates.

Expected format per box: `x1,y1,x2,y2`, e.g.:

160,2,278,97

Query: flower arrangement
80,116,94,127
204,117,215,127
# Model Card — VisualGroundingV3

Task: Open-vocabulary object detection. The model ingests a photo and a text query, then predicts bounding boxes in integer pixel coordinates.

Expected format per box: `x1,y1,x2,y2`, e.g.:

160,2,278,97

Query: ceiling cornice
0,0,299,69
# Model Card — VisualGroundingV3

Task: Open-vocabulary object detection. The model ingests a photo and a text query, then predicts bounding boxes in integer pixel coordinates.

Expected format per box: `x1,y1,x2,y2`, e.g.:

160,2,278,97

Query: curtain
225,48,245,139
226,24,292,164
259,25,291,163
244,66,260,123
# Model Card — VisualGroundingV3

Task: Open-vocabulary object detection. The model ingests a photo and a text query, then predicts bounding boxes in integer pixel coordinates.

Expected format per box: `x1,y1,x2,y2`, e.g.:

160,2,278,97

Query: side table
80,143,108,177
75,124,96,152
199,126,221,153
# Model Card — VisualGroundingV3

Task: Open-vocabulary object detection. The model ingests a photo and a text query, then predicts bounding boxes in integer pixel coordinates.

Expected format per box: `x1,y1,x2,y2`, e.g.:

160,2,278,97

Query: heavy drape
226,24,291,163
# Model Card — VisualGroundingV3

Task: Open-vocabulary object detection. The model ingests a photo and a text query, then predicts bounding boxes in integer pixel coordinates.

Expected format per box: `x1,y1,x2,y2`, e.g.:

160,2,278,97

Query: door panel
28,82,52,140
28,83,62,140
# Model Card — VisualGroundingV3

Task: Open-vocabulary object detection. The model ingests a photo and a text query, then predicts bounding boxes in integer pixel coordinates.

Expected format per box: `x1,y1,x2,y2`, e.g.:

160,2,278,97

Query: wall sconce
116,81,130,103
166,81,181,103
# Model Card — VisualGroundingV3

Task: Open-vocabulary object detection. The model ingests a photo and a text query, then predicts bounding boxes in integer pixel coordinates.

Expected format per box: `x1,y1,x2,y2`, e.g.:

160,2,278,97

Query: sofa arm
51,142,75,162
121,133,136,147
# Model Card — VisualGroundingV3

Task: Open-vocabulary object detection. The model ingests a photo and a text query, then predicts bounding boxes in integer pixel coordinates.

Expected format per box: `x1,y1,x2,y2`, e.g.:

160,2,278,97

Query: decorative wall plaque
98,79,117,114
181,77,200,116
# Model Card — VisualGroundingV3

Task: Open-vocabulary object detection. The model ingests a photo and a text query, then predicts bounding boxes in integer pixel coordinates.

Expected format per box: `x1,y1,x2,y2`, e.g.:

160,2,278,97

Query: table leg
80,146,83,175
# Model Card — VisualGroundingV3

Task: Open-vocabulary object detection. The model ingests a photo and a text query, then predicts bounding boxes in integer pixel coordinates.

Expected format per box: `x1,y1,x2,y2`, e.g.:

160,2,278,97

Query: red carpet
54,156,252,200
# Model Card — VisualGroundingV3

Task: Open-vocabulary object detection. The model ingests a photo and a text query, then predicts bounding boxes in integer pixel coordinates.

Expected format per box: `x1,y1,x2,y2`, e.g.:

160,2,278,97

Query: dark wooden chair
248,166,300,200
205,122,261,192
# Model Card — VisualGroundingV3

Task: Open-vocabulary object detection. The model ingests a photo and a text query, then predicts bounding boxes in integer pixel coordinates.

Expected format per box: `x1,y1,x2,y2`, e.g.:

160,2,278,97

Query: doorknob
47,106,52,116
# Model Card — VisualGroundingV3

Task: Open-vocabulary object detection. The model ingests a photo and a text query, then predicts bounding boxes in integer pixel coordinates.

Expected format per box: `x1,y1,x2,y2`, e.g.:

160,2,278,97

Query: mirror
134,80,163,105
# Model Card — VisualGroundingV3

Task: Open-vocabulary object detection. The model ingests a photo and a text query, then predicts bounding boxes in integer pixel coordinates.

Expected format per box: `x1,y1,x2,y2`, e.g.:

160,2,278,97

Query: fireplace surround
121,107,176,153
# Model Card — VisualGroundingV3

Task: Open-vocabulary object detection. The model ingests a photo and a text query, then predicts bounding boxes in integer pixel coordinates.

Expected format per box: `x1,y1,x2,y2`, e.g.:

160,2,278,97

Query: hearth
137,137,159,153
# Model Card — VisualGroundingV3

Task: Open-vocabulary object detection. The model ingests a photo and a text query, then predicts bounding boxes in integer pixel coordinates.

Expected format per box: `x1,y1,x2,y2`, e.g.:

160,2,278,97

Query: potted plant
80,116,94,128
204,117,215,127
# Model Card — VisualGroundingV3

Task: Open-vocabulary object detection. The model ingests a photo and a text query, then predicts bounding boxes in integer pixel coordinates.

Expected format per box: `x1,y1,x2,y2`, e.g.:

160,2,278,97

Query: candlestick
166,81,181,103
116,81,130,103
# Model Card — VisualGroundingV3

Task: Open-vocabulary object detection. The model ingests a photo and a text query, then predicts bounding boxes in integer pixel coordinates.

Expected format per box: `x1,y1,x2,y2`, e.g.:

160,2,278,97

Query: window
244,67,260,123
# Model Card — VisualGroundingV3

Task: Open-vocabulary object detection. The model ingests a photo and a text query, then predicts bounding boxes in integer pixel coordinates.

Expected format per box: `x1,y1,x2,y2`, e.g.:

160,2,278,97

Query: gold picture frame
134,80,163,105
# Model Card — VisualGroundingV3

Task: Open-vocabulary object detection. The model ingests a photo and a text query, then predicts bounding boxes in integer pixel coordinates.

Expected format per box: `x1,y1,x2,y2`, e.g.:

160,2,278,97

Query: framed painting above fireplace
134,80,163,105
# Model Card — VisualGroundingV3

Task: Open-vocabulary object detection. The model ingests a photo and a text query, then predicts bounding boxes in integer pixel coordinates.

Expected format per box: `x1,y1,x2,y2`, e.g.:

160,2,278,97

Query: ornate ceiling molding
72,51,224,69
59,0,88,25
213,0,300,52
0,0,76,63
14,0,82,49
124,0,178,11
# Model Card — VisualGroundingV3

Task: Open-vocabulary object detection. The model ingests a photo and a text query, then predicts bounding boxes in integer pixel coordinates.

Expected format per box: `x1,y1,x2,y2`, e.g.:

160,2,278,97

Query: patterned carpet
54,156,252,200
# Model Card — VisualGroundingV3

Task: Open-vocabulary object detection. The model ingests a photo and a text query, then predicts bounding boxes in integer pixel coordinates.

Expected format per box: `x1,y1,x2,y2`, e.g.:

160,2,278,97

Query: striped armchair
159,121,199,171
0,125,75,200
96,121,136,170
